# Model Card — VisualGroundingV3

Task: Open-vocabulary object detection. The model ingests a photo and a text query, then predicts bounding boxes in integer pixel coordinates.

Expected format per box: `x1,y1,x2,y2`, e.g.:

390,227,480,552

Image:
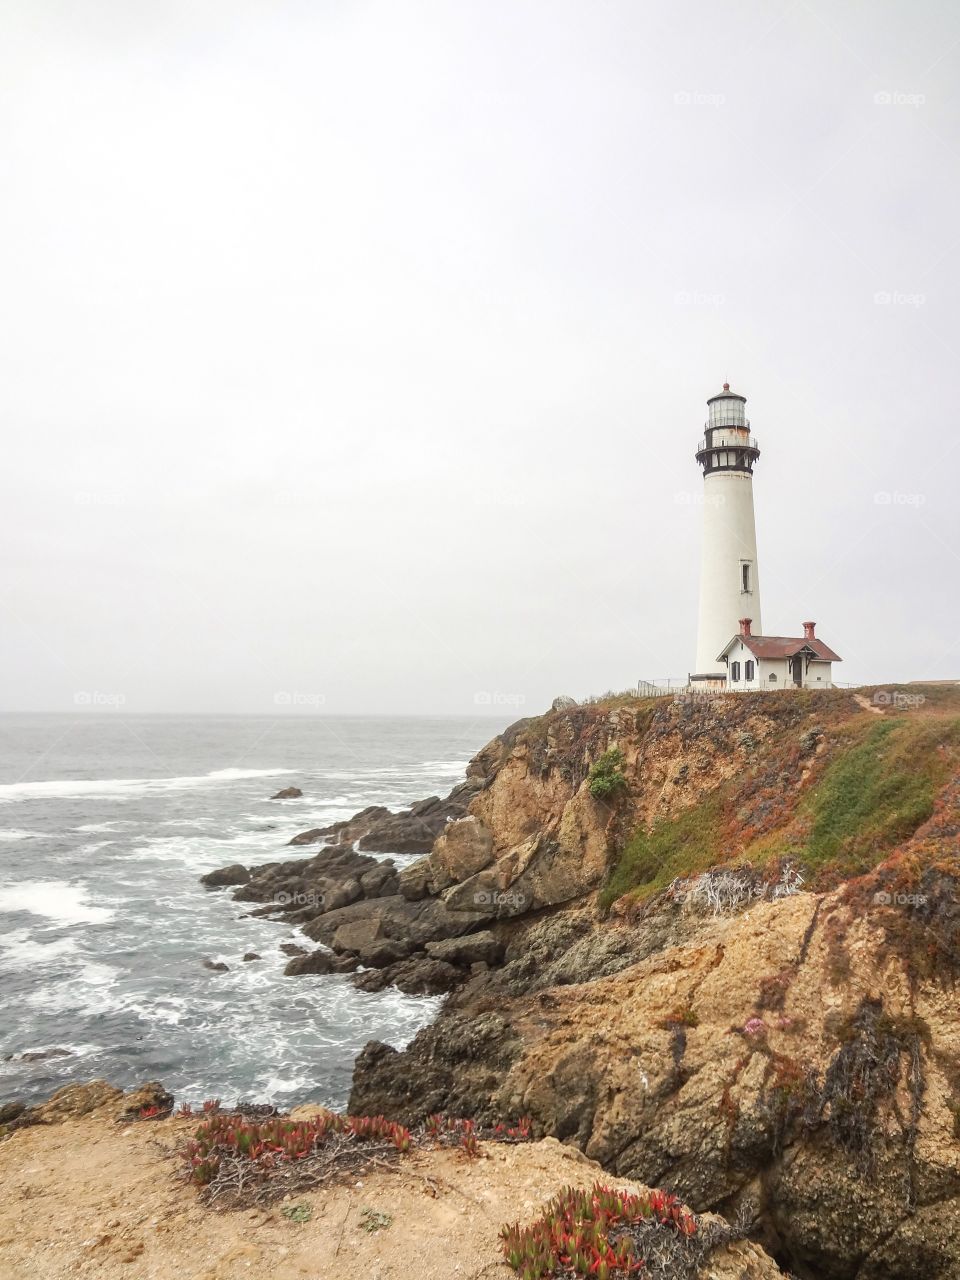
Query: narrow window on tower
741,563,751,592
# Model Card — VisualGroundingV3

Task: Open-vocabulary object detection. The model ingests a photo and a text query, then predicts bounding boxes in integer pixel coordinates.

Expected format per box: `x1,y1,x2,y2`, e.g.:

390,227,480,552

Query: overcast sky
1,0,958,716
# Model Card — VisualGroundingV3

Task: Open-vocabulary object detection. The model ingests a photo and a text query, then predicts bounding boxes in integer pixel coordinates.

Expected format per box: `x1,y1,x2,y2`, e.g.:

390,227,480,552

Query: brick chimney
802,621,816,639
739,618,752,636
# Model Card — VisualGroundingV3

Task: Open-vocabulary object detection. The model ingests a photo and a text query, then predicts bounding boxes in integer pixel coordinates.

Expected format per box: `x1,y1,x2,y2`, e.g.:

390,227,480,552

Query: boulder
322,878,364,912
551,695,578,710
425,930,503,966
355,938,414,968
31,1081,124,1124
398,857,434,901
242,952,261,962
428,816,495,891
12,1047,73,1063
332,918,384,954
279,942,307,957
289,806,391,847
284,949,359,977
271,786,303,799
118,1081,174,1120
351,957,462,996
202,958,229,972
287,781,483,856
305,895,492,951
359,863,400,898
200,864,250,888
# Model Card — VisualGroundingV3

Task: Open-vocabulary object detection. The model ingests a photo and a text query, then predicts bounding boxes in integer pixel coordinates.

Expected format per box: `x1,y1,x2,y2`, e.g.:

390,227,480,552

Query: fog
2,0,958,714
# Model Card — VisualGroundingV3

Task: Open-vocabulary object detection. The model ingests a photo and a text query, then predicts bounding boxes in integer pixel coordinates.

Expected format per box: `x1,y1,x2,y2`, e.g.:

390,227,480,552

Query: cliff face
350,686,960,1280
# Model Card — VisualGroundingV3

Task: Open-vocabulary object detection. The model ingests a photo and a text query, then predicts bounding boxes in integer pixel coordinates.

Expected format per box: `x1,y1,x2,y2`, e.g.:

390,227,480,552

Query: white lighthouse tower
691,383,762,686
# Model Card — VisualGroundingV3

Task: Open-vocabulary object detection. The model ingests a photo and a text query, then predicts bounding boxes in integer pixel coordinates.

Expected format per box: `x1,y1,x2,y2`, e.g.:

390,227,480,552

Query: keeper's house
716,619,842,690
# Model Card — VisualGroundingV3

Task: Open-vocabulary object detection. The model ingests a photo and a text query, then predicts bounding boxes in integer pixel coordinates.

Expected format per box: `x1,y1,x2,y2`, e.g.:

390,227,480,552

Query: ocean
0,714,509,1110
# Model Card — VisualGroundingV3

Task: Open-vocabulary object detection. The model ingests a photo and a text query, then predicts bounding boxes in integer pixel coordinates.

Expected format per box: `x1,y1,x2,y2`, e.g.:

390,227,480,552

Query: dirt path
853,693,883,714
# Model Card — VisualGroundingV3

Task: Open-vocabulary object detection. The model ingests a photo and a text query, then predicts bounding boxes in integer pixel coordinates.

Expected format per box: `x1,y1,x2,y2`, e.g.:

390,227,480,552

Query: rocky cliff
208,684,960,1278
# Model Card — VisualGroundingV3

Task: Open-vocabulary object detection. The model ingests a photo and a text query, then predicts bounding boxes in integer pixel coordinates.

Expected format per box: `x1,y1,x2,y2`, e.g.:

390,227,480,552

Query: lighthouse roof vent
706,382,747,405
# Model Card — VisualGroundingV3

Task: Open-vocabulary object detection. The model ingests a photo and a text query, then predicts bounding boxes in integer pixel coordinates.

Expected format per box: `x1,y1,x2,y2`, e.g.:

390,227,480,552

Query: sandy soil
0,1105,782,1280
0,1112,628,1280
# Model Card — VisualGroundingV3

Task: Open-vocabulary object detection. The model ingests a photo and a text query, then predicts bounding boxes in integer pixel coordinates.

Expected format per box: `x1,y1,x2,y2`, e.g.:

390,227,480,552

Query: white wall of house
722,643,834,690
724,638,762,688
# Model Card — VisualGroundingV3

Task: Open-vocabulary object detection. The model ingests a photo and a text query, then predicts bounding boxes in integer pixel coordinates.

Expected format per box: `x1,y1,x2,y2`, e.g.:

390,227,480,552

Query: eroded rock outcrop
202,686,960,1276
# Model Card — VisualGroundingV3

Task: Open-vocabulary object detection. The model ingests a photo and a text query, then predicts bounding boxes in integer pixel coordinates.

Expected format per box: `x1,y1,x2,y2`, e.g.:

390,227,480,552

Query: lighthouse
691,384,762,686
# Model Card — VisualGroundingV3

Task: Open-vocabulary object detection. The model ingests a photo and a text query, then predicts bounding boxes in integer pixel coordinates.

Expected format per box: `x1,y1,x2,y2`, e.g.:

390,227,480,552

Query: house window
741,563,751,592
745,660,755,681
769,673,777,682
731,661,741,682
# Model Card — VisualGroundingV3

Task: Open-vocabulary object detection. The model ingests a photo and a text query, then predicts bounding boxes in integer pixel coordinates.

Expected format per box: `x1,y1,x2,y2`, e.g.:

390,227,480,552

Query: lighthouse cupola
696,383,760,475
691,382,764,684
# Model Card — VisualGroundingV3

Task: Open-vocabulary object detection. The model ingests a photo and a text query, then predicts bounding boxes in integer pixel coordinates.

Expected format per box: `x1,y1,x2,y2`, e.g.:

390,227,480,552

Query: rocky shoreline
192,687,960,1279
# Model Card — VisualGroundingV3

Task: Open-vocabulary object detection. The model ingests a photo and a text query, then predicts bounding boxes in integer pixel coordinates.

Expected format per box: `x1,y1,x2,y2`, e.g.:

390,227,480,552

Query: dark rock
359,863,400,898
331,918,383,953
271,786,303,799
289,806,391,847
356,938,414,968
14,1048,73,1063
349,1012,521,1124
202,958,229,972
0,1101,26,1125
351,956,462,996
242,952,261,962
424,930,503,966
286,781,482,857
279,942,307,957
119,1081,175,1120
306,895,491,951
322,878,364,912
398,858,433,901
283,949,359,976
200,864,250,888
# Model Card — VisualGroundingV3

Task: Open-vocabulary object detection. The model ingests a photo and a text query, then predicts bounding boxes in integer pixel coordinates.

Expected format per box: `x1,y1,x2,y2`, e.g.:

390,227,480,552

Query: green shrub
588,748,628,800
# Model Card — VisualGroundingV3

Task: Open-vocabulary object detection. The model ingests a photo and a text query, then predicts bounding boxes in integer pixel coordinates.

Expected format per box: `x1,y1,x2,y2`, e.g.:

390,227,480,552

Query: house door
792,657,803,687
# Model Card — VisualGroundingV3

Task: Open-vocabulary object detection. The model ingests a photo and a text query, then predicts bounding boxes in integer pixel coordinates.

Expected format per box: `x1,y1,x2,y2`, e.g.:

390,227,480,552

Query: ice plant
181,1109,413,1187
499,1182,697,1279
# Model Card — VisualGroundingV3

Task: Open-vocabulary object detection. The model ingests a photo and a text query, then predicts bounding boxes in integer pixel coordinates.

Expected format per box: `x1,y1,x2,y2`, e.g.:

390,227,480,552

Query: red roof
718,634,842,662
